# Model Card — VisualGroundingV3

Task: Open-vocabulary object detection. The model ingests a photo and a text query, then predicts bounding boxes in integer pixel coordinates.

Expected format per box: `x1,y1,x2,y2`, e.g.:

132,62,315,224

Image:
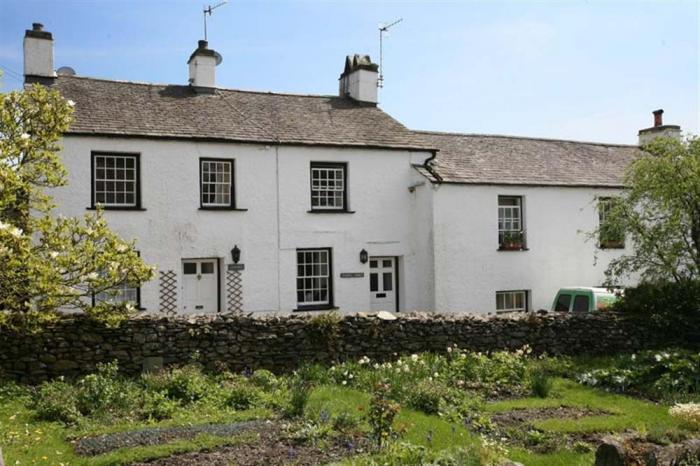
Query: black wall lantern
359,249,368,264
231,245,241,264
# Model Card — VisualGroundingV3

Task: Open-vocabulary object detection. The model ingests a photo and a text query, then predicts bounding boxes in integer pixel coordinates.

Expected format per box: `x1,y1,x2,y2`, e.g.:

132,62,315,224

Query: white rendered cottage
21,24,681,315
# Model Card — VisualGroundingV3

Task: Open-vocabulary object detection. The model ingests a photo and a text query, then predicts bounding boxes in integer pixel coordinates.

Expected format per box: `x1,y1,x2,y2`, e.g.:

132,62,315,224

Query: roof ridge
57,75,344,100
413,129,639,148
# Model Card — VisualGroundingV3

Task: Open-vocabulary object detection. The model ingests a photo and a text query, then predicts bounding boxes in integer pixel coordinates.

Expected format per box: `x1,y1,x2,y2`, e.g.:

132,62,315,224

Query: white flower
67,99,75,107
411,354,419,362
115,244,128,253
348,373,353,379
9,227,23,238
20,133,30,140
655,354,663,362
341,380,347,385
631,354,636,361
433,372,439,378
373,363,379,370
49,251,59,259
85,272,99,281
447,347,453,353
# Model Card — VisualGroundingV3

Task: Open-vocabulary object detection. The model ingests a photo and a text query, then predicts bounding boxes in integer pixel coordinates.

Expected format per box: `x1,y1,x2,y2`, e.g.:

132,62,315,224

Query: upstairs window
310,162,347,211
296,248,333,310
496,290,529,313
498,196,525,250
200,159,235,208
92,152,140,208
598,197,625,249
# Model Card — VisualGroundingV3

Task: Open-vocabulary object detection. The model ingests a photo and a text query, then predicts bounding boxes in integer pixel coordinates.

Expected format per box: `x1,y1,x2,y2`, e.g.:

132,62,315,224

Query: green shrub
613,281,700,334
249,369,278,390
76,361,135,415
368,382,401,448
139,390,179,420
141,364,209,404
529,370,553,398
406,379,447,415
333,411,361,433
224,383,263,410
33,379,81,424
285,378,311,418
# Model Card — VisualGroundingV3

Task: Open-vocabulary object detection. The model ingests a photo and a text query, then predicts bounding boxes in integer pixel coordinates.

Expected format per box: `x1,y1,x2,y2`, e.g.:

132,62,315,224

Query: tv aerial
203,1,228,41
378,18,403,88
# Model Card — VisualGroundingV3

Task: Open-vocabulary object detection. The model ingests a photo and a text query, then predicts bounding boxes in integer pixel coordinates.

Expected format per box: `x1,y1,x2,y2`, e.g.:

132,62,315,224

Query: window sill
307,210,355,214
199,207,249,212
497,247,529,252
293,306,339,312
87,206,146,211
599,244,625,250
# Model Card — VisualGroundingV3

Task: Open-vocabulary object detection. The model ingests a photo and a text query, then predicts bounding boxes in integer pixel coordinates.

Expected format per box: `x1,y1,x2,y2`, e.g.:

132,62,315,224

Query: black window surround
308,162,354,213
198,158,247,211
294,247,335,311
497,195,528,251
89,151,143,211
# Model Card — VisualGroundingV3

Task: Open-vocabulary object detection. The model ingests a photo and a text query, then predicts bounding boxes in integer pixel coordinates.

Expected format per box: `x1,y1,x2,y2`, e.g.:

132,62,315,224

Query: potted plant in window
500,231,525,250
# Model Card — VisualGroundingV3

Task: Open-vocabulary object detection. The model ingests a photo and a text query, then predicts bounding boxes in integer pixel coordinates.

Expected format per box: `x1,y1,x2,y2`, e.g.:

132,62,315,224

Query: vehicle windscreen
554,294,572,312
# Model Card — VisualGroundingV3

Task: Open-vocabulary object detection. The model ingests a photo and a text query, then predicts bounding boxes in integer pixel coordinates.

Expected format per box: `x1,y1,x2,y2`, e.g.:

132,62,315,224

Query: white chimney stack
23,23,55,84
188,40,220,91
638,109,681,146
338,54,379,105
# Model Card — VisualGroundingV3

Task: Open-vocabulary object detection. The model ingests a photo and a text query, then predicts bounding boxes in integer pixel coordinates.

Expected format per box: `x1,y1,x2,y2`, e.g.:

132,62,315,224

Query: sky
0,0,698,144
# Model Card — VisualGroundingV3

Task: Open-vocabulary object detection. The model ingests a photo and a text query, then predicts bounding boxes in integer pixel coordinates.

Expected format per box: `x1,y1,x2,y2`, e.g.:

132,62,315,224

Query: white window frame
496,290,529,313
296,248,333,309
310,163,346,211
200,159,234,208
95,281,139,306
498,195,523,245
92,153,139,208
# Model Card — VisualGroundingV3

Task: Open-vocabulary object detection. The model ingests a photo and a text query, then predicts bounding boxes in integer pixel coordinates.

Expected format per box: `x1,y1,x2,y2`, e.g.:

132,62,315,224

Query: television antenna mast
203,1,227,41
378,17,403,88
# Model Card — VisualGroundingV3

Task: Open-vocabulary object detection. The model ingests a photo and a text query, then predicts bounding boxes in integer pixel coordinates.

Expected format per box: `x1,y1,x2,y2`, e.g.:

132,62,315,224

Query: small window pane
370,273,378,292
382,259,392,268
201,262,214,274
370,260,378,268
183,263,197,274
382,272,393,291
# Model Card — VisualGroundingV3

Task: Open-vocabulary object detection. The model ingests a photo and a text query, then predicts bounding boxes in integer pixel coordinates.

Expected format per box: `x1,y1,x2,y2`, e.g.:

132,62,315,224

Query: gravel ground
131,422,369,466
73,420,267,456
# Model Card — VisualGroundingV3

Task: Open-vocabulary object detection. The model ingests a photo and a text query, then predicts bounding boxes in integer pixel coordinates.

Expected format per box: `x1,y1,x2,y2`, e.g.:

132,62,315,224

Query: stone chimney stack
188,40,220,91
24,23,55,84
338,54,379,105
638,109,681,146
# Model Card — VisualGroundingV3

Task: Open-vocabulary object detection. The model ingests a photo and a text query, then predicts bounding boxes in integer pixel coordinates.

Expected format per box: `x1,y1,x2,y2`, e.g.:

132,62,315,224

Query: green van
551,287,621,313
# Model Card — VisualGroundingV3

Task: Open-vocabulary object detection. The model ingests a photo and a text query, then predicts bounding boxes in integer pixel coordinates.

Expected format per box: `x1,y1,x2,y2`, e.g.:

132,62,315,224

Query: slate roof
413,131,640,187
52,76,432,151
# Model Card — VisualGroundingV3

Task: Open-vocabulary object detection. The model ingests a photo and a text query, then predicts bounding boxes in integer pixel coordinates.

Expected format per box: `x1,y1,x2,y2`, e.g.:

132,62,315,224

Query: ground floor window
94,281,140,307
496,290,528,313
296,248,333,310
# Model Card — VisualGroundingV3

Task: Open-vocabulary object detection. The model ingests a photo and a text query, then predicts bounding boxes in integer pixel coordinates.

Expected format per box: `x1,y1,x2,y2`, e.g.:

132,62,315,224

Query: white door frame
369,256,398,312
181,258,220,314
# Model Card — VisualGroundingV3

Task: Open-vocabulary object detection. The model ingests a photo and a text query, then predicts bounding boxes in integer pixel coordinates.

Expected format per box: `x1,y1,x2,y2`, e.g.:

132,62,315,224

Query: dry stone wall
0,312,690,383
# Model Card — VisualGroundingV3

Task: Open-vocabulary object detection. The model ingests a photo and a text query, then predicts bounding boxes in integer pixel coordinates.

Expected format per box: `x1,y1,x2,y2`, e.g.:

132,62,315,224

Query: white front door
369,257,397,312
181,259,218,314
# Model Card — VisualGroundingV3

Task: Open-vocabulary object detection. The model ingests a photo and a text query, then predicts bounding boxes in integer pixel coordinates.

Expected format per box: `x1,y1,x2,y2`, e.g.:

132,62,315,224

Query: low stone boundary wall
0,312,692,383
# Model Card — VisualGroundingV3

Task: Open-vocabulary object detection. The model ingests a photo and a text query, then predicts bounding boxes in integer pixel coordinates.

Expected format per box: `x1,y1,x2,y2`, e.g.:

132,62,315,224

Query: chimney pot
653,109,664,127
32,23,44,31
198,40,208,49
338,54,379,105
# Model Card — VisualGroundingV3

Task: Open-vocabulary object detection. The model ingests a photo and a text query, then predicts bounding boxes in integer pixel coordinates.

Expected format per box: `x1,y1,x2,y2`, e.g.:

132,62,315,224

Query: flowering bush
576,350,700,400
367,382,401,448
669,403,700,429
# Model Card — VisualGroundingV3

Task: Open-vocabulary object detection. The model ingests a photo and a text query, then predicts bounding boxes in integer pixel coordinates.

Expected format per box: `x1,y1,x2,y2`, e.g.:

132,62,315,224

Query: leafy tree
0,84,154,329
599,136,700,285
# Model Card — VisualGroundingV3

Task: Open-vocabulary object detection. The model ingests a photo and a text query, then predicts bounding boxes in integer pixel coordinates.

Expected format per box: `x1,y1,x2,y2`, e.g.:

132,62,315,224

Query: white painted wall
53,136,433,314
23,35,53,78
430,183,632,313
339,69,378,104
